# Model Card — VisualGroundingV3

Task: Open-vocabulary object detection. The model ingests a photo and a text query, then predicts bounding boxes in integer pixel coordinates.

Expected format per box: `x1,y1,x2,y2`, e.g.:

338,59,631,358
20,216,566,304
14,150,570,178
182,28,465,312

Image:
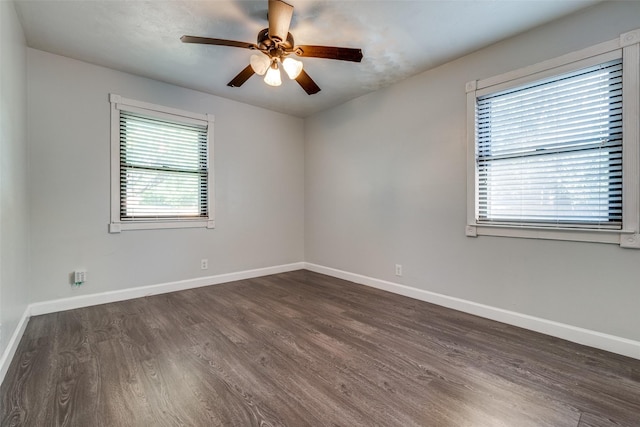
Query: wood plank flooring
2,270,639,426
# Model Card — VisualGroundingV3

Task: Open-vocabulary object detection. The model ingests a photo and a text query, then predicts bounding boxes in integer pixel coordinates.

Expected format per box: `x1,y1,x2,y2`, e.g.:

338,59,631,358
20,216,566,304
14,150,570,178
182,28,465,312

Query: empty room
1,0,640,425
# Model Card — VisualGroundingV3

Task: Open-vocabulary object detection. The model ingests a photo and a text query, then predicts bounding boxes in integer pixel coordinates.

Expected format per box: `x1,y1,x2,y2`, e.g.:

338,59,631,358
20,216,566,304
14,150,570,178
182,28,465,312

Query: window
477,59,622,227
466,29,640,248
109,95,214,232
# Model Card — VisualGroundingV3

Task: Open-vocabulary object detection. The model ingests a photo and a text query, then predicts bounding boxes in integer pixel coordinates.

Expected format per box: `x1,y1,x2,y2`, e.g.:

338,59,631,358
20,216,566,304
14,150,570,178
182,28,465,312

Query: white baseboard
5,260,637,388
0,306,31,386
304,263,640,360
30,262,305,316
2,262,304,387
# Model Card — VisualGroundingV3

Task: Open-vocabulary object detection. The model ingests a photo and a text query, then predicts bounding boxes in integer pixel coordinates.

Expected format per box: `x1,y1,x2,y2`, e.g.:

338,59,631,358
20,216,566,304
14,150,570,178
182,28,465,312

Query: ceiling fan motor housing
258,28,295,57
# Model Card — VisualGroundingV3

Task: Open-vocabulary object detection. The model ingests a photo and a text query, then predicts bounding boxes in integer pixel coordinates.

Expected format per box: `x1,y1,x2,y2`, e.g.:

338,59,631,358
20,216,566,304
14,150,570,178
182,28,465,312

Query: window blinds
476,59,622,228
119,111,208,220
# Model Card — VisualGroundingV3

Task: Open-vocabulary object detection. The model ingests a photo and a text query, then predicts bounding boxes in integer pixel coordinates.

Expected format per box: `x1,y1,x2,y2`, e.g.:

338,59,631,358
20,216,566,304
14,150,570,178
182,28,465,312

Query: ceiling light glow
282,57,303,79
264,63,282,86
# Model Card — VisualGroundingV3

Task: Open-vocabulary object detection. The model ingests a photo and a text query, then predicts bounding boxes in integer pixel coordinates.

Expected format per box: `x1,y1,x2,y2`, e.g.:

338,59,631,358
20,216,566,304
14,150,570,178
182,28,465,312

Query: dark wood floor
2,270,639,426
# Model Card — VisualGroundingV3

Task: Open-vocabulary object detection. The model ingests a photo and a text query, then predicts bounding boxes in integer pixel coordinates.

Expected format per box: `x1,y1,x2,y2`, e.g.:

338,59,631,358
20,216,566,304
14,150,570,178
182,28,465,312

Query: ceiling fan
180,0,363,95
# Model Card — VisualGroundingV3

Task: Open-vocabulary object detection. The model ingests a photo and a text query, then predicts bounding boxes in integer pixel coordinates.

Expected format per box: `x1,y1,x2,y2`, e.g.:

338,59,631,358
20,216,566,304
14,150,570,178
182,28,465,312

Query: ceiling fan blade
268,0,294,42
295,69,321,95
295,45,363,62
181,35,257,50
227,65,256,88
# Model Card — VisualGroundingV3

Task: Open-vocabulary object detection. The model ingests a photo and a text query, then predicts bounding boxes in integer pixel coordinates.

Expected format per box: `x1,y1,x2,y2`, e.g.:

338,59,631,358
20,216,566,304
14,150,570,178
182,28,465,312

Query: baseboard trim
0,306,31,386
11,260,639,376
304,263,640,360
3,262,304,386
30,262,305,316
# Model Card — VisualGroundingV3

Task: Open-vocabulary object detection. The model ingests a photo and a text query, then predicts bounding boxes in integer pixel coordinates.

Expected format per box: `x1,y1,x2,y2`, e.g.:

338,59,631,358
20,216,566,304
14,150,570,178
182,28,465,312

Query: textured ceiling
15,0,602,117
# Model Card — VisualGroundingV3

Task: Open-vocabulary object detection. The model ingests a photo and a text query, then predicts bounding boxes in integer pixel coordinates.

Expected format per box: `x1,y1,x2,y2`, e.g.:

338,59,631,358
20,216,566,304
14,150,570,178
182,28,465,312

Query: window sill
466,223,640,248
109,220,215,233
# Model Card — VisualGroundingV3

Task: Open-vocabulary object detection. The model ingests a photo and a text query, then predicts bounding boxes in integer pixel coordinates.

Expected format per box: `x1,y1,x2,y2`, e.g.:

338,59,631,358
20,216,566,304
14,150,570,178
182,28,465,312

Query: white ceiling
15,0,602,117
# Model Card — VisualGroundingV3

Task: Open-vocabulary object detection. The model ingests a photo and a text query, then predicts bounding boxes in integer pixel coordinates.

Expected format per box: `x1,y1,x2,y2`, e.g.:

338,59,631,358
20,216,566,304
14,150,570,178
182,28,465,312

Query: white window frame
109,94,215,233
466,29,640,249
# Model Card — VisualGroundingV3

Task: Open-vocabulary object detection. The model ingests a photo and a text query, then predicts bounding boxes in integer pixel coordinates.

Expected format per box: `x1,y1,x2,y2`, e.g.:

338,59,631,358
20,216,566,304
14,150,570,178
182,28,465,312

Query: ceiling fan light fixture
264,63,282,87
181,0,363,95
250,54,270,75
282,57,303,79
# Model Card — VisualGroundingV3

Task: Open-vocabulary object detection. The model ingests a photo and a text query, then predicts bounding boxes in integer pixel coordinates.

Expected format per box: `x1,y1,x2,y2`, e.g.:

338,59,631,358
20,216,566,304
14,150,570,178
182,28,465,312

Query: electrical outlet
73,270,86,287
395,264,402,277
201,259,208,270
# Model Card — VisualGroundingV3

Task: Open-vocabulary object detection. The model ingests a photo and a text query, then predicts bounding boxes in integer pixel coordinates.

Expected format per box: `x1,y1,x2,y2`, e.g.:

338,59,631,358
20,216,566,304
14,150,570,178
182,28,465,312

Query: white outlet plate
73,270,86,286
201,259,208,270
395,264,402,276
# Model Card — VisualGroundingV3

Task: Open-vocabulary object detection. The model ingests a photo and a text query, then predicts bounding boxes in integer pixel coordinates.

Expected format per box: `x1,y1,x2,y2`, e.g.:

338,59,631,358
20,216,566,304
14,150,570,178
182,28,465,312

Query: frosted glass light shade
250,54,270,75
282,57,303,79
264,65,282,87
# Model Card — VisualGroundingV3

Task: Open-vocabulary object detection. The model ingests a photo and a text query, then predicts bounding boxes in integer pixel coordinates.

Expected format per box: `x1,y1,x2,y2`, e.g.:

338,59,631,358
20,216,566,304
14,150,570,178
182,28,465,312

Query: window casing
466,30,640,248
109,95,214,232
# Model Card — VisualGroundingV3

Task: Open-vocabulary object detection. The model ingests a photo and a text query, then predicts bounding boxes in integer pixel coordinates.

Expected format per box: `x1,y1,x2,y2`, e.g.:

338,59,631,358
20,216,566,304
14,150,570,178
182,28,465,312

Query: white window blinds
475,59,622,228
119,111,209,220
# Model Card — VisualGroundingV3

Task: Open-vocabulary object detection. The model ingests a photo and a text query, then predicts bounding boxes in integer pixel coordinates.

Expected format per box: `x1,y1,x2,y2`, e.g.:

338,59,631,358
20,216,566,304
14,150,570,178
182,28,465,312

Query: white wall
305,1,640,342
0,1,29,358
27,49,304,303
